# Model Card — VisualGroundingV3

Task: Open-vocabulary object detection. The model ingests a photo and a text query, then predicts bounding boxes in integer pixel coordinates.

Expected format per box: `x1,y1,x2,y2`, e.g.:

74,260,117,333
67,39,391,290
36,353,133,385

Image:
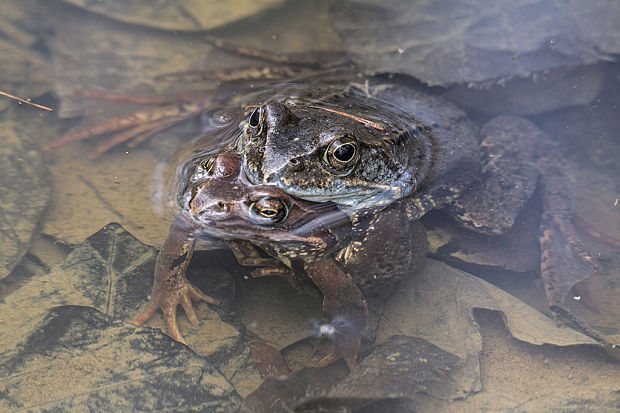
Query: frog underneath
134,152,427,369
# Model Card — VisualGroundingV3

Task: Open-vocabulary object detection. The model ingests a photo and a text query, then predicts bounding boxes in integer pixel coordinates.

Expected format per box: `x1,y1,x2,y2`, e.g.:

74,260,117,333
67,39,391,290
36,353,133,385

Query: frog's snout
189,187,234,219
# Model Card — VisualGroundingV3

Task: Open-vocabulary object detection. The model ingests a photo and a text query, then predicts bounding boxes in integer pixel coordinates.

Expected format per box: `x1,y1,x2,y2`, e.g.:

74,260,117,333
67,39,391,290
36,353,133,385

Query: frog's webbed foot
537,154,600,313
132,279,219,344
304,258,368,370
539,210,599,312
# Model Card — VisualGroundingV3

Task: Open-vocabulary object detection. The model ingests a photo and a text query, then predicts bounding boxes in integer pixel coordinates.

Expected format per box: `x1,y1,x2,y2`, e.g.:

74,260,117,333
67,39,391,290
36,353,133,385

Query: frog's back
372,80,481,219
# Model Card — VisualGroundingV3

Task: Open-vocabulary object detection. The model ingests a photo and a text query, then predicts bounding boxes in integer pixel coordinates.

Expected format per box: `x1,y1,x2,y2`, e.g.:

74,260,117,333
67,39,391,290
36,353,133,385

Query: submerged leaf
0,0,52,112
242,335,460,412
63,0,284,32
297,336,460,411
50,8,218,119
332,0,620,86
0,110,50,279
239,365,348,413
376,259,601,397
0,305,241,411
0,223,259,397
41,142,172,247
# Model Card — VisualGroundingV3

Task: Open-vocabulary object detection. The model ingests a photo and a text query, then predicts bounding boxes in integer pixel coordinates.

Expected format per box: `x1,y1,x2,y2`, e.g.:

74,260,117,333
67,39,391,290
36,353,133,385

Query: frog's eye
249,197,288,225
323,136,359,172
247,107,264,136
200,157,215,175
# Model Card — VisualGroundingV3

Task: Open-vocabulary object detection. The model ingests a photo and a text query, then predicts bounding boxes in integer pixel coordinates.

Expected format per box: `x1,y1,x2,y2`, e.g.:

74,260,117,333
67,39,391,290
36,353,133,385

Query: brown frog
134,151,427,369
235,77,599,316
44,39,598,342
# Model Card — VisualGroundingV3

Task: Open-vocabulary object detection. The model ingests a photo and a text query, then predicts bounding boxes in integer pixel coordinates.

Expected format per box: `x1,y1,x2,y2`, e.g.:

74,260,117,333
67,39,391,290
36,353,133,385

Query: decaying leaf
0,0,52,112
331,0,619,86
0,305,241,411
444,63,605,116
376,259,602,397
42,141,173,246
0,109,50,279
50,0,340,122
297,336,461,411
1,222,157,342
50,8,218,120
425,199,540,273
0,223,261,397
62,0,284,32
238,364,349,413
537,90,620,337
241,335,460,412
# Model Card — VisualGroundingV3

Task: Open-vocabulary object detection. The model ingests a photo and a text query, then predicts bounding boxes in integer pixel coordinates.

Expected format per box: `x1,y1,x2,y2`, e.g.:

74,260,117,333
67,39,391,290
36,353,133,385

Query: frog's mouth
280,183,408,210
190,209,342,251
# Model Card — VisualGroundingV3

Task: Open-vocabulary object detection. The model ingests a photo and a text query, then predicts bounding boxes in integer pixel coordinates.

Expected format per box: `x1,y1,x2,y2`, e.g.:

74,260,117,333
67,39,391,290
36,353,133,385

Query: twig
0,90,53,111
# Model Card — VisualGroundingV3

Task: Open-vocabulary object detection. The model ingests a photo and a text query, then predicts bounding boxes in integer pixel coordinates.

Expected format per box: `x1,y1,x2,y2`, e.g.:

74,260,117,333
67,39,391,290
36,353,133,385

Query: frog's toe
317,351,358,371
188,283,220,305
131,281,218,344
317,352,341,368
162,305,187,345
179,294,200,325
131,292,188,344
131,299,159,327
317,339,360,370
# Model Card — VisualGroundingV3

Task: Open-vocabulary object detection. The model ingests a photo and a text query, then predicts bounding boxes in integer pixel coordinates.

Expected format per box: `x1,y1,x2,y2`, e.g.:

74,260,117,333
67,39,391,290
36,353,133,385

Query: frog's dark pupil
251,197,288,224
260,208,277,217
334,143,355,162
249,108,261,127
201,157,214,173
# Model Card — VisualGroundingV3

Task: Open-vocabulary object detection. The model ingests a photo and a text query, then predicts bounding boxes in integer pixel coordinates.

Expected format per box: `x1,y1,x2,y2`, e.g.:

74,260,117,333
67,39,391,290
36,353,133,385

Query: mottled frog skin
133,74,597,368
134,152,427,369
233,77,598,314
43,39,602,367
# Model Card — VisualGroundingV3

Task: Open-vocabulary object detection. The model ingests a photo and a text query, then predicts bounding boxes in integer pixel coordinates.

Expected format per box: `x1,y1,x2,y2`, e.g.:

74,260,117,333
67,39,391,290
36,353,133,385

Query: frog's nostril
288,158,303,172
215,201,229,213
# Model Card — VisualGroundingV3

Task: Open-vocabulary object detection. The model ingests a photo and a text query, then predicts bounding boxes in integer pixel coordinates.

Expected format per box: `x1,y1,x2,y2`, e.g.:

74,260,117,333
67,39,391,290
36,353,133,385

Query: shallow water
1,1,619,411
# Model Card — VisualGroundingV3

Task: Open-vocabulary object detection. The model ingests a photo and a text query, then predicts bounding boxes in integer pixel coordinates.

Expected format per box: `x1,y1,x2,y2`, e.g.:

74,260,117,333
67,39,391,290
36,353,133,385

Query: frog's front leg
227,239,293,278
303,258,368,370
132,214,219,344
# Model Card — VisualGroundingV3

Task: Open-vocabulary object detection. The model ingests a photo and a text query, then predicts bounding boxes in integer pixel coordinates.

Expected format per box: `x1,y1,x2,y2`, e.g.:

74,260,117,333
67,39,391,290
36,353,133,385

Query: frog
45,38,597,337
133,151,427,369
235,76,599,317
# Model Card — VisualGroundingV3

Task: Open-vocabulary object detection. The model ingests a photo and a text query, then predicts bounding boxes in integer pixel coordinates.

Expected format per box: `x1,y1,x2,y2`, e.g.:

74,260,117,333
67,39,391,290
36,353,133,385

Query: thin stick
309,105,384,130
0,90,53,111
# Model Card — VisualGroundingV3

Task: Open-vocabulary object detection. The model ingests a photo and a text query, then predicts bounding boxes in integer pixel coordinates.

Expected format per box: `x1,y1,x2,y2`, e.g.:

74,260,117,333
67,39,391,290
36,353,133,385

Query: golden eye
249,197,288,225
200,157,215,174
323,135,358,172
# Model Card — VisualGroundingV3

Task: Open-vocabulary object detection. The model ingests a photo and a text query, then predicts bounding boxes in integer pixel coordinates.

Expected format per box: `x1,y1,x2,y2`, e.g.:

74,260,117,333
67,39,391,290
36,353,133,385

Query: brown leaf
376,259,602,397
63,0,285,31
0,108,50,279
